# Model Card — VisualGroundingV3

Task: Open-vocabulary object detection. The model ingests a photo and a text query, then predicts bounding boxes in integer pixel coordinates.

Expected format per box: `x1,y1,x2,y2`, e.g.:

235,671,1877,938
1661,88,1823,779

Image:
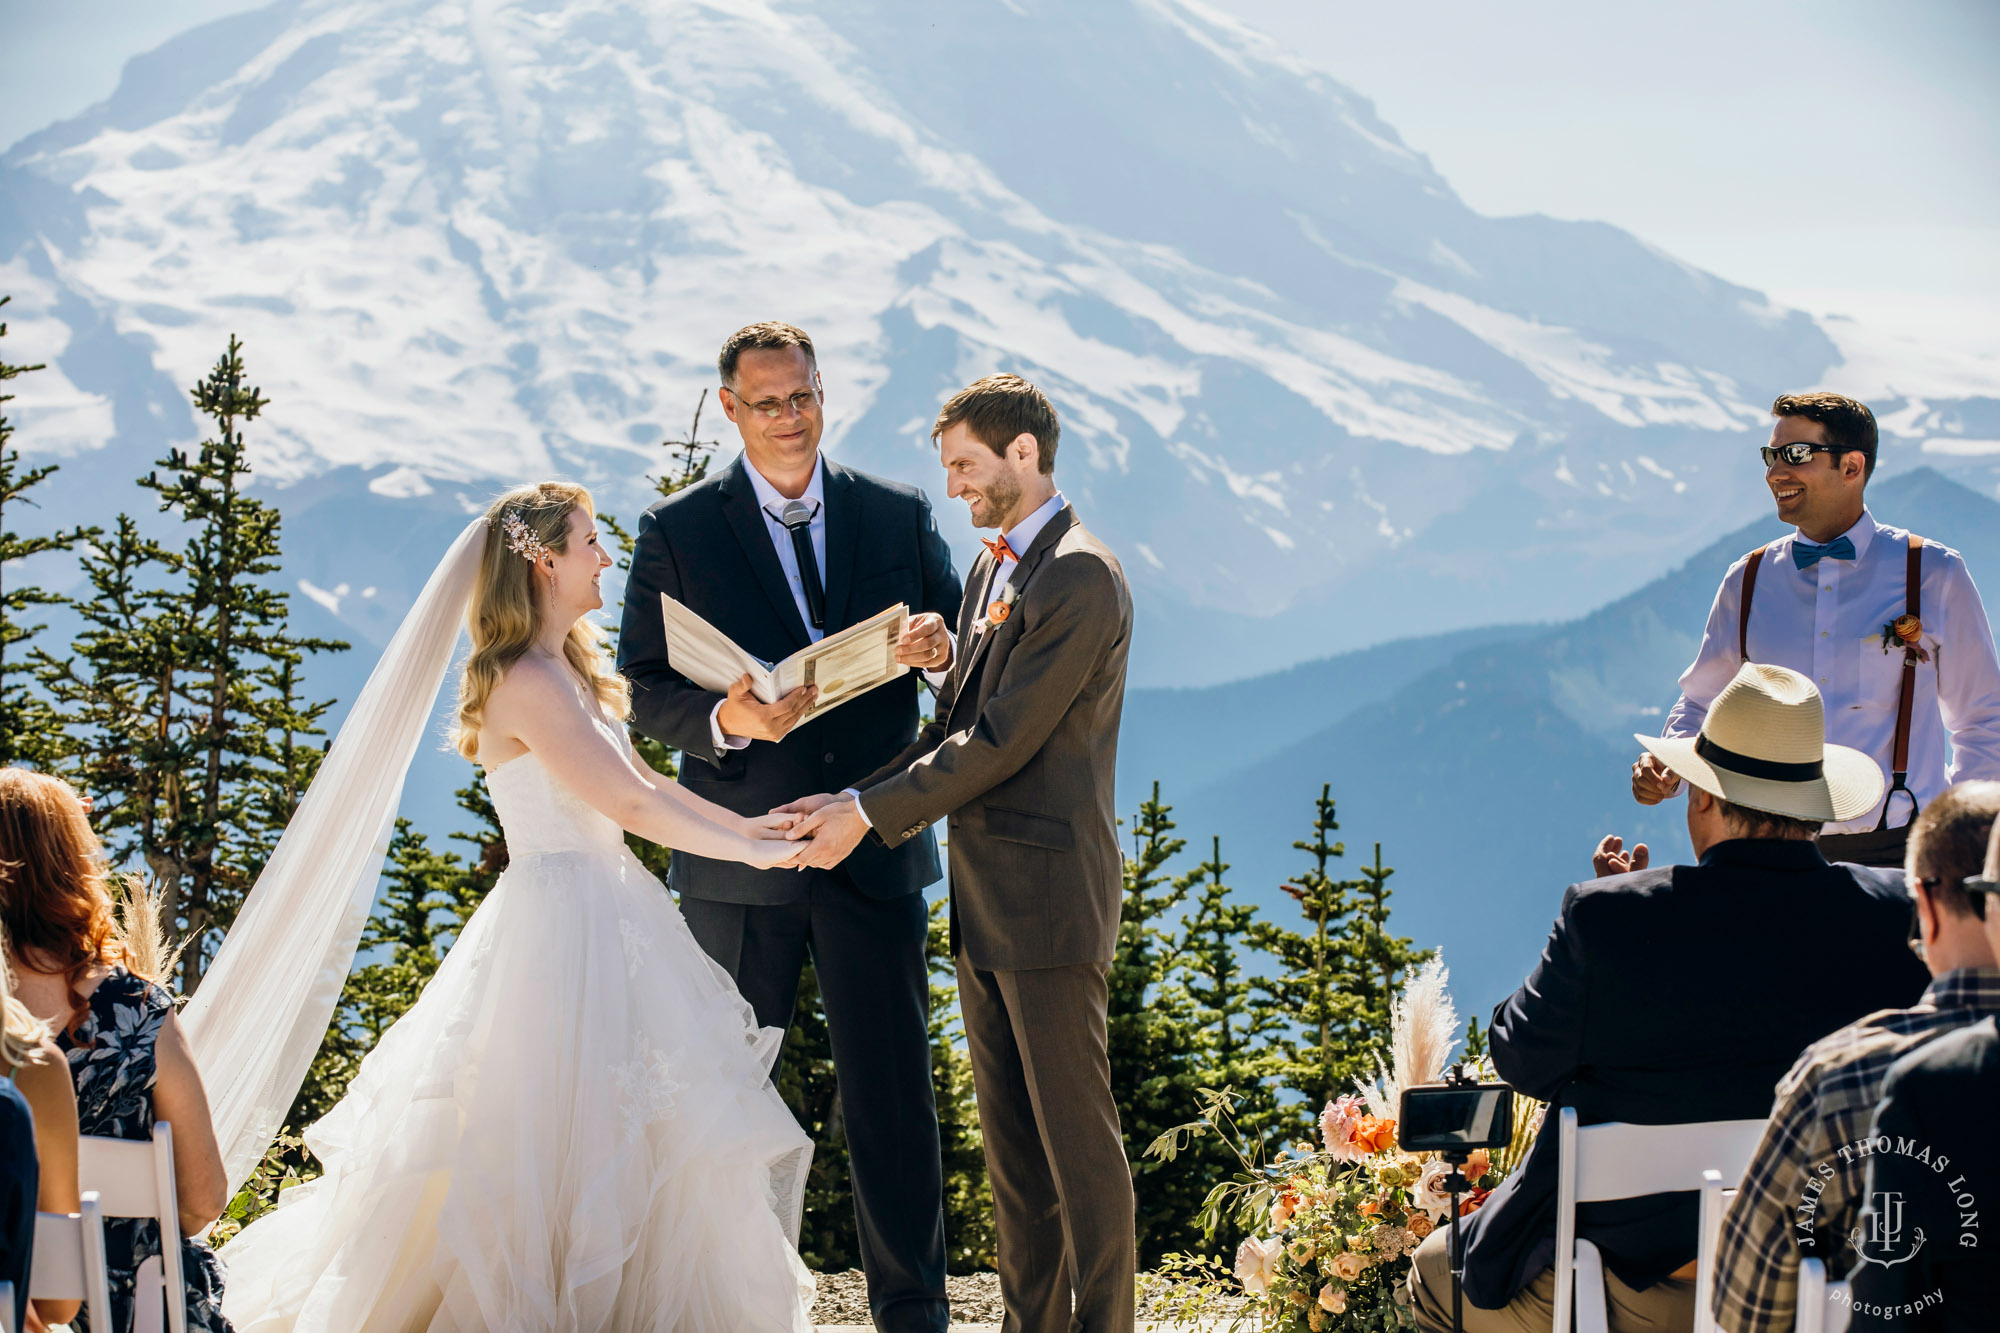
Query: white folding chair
30,1191,112,1330
79,1121,188,1333
1795,1257,1853,1333
0,1278,14,1333
1552,1107,1768,1333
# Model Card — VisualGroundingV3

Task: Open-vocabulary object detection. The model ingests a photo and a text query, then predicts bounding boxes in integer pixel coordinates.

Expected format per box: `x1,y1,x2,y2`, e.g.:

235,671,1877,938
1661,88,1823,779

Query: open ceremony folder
659,594,910,723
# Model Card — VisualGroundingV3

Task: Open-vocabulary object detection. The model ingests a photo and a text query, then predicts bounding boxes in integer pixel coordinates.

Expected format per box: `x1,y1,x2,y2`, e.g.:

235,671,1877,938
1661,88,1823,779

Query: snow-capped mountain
5,0,1996,685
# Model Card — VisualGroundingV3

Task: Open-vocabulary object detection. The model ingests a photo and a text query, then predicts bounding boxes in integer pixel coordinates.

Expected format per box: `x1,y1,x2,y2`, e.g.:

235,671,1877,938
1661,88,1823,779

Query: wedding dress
188,518,815,1332
221,705,815,1331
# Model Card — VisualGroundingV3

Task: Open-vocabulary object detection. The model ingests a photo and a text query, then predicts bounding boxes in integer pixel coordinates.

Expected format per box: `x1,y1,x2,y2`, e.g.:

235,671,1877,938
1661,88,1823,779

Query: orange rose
1465,1148,1492,1181
1408,1212,1435,1239
1357,1197,1380,1217
1893,614,1922,644
1460,1187,1493,1216
1352,1116,1398,1154
987,600,1012,626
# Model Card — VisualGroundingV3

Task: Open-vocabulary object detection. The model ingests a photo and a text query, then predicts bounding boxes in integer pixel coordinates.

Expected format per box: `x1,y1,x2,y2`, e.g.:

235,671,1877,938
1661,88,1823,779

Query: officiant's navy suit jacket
1461,839,1930,1309
619,454,963,905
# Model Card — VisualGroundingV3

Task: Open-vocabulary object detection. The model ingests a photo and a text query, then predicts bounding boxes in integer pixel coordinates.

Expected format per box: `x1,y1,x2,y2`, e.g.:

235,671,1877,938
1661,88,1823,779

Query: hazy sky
5,0,1995,349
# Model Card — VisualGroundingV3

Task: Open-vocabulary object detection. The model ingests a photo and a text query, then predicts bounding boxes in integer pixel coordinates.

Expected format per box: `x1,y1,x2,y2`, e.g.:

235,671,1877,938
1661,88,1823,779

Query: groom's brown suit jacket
855,504,1130,971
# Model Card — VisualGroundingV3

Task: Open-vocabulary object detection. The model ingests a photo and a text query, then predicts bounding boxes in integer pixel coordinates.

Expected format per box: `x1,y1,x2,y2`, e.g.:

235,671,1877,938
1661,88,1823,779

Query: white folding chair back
0,1278,14,1333
1795,1258,1853,1333
1553,1107,1768,1333
79,1121,188,1333
30,1191,112,1329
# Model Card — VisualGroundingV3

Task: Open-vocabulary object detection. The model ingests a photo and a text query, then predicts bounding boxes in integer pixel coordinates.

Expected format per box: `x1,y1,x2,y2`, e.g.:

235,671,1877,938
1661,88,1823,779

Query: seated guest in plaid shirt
1712,780,2000,1333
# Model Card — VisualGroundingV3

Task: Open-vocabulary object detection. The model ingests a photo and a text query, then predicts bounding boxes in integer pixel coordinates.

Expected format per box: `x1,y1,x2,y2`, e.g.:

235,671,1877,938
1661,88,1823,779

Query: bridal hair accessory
498,510,557,590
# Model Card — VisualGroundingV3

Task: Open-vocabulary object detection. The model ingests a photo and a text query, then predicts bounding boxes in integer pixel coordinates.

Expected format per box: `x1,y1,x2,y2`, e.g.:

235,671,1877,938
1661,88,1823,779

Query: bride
200,482,818,1331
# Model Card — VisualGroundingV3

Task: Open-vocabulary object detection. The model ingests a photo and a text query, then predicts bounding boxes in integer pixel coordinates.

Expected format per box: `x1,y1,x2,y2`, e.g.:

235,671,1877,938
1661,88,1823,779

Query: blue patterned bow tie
1792,535,1855,570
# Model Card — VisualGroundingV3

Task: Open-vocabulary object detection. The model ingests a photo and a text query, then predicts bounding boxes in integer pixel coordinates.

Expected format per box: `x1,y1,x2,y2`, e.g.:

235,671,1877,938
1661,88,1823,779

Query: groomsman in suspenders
1634,392,2000,865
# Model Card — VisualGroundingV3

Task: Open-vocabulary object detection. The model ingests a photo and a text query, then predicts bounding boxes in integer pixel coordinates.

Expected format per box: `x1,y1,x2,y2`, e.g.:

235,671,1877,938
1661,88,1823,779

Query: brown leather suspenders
1735,534,1924,828
1738,545,1767,660
1879,534,1924,829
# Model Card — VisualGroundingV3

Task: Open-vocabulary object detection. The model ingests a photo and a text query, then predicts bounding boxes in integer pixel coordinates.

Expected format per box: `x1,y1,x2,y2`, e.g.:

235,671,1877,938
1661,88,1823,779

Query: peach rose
1319,1094,1368,1161
1234,1235,1283,1295
1319,1284,1347,1314
1271,1196,1294,1233
1331,1251,1365,1281
1408,1211,1436,1239
1412,1159,1454,1221
1466,1148,1492,1180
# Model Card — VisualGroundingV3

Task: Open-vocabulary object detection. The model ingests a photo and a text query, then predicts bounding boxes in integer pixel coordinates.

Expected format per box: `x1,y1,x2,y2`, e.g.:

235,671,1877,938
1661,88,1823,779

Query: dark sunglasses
1760,442,1841,468
1910,874,1994,957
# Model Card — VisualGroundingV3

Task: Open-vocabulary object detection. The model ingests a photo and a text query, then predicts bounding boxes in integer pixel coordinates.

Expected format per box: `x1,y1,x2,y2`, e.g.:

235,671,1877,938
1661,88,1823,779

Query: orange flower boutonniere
986,584,1020,629
1881,614,1931,663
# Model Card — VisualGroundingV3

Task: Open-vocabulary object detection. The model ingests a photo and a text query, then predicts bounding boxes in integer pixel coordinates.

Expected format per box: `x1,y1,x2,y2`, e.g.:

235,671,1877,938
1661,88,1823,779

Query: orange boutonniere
1881,614,1931,663
986,583,1020,629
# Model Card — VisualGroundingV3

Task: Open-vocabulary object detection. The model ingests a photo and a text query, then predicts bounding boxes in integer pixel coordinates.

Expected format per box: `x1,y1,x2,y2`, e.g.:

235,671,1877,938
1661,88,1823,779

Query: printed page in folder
659,594,910,722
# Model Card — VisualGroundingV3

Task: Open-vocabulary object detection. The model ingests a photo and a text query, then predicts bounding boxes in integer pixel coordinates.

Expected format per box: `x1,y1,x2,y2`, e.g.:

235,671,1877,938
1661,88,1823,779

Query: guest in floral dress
0,769,234,1332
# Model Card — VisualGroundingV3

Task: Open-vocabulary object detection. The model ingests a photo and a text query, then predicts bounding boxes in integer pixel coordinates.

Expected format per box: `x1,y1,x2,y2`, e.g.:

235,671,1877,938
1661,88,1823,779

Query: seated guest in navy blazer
1407,663,1931,1333
1848,822,2000,1329
0,1075,34,1333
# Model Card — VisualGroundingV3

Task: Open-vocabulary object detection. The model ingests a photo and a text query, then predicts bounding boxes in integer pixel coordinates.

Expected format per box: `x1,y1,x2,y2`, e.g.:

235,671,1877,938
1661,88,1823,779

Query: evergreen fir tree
1246,784,1369,1116
1174,837,1281,1135
38,336,345,991
1108,783,1218,1262
0,296,90,767
1343,841,1430,1056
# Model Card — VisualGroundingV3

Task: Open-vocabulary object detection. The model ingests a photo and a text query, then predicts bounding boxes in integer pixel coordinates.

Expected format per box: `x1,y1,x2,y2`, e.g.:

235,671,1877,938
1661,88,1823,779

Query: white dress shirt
711,456,953,751
1664,508,2000,833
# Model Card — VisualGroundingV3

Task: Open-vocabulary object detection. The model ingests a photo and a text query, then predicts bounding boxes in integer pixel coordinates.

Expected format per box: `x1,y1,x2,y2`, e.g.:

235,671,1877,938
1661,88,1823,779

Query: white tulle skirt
219,845,815,1332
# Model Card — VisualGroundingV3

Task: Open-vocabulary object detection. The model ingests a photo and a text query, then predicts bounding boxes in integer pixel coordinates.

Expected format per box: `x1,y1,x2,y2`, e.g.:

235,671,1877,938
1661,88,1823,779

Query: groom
788,374,1137,1333
619,323,963,1333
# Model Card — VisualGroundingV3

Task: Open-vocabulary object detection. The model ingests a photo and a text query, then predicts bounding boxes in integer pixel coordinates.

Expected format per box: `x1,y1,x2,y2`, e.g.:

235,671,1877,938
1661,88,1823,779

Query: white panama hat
1635,662,1884,823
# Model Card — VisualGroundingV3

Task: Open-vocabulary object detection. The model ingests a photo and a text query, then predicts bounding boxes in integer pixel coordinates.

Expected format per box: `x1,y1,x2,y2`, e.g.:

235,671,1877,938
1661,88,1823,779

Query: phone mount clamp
1438,1061,1478,1333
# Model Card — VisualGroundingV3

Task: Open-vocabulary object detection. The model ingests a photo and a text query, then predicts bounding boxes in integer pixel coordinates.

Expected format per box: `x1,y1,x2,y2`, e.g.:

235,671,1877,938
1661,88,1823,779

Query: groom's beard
971,472,1023,530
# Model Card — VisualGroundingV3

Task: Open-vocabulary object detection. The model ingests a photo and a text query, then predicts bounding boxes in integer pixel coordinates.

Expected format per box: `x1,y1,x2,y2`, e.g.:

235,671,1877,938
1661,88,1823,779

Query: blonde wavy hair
452,481,631,761
1,934,49,1072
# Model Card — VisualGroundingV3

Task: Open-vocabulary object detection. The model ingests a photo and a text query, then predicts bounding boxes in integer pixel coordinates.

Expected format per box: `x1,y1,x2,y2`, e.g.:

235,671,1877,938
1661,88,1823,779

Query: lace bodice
484,729,630,861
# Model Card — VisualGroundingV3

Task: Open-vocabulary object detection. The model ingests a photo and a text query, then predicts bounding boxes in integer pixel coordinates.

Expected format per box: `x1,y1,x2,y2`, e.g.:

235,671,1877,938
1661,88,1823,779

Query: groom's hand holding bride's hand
743,812,815,870
783,793,870,869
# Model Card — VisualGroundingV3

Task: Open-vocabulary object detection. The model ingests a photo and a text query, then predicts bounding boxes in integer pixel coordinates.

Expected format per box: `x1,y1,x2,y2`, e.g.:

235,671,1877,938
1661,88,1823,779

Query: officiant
1633,391,2000,865
619,322,963,1333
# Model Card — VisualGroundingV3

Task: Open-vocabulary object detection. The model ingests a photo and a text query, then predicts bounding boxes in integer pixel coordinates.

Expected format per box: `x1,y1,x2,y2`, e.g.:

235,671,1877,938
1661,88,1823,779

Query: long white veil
183,518,486,1192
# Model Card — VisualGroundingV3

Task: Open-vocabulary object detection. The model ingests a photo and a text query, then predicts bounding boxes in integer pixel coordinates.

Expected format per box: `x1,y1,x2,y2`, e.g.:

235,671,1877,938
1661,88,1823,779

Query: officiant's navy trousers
680,870,949,1333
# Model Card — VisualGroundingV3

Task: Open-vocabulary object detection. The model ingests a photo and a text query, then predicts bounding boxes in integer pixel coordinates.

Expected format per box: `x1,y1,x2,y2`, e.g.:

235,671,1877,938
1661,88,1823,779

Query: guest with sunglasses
1711,780,2000,1333
1846,812,2000,1329
1633,392,2000,865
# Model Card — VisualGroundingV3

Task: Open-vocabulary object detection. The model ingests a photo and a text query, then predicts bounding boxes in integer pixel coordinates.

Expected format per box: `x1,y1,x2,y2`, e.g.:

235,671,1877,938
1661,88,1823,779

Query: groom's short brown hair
718,322,817,384
933,374,1060,474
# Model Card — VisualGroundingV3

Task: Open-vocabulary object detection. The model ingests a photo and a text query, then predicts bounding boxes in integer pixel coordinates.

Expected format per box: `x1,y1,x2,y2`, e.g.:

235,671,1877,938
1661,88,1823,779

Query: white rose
1234,1235,1284,1296
1412,1158,1455,1222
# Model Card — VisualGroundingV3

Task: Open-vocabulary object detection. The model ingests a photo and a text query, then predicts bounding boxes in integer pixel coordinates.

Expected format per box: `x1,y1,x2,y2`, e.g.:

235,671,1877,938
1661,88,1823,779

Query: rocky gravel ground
813,1270,1009,1325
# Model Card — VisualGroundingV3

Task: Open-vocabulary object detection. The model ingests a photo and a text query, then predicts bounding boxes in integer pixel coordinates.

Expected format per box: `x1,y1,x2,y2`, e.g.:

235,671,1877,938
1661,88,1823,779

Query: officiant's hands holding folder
718,674,817,742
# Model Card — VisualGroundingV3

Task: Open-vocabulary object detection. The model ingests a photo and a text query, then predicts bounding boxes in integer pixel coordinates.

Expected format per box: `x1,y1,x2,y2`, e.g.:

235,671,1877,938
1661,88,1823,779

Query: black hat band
1694,733,1824,783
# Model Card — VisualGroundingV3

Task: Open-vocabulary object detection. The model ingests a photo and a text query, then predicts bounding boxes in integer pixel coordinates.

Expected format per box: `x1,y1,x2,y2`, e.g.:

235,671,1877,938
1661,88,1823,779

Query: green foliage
34,336,346,991
0,296,94,768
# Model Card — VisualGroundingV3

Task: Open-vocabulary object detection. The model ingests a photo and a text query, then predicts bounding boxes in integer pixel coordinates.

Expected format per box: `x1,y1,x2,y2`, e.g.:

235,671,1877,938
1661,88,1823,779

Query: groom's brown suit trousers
856,504,1135,1333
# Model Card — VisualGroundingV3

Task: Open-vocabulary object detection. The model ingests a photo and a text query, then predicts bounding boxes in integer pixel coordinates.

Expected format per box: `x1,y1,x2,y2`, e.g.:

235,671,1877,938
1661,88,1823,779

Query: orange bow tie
982,535,1018,564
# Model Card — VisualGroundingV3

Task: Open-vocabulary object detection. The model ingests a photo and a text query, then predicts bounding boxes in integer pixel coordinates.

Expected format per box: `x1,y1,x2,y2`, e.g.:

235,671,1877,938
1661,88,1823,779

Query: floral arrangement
1141,960,1543,1332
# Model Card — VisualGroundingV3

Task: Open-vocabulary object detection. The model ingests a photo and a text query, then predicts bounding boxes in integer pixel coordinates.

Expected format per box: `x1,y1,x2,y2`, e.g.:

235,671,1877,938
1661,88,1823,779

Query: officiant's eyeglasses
725,387,822,419
1760,442,1839,468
